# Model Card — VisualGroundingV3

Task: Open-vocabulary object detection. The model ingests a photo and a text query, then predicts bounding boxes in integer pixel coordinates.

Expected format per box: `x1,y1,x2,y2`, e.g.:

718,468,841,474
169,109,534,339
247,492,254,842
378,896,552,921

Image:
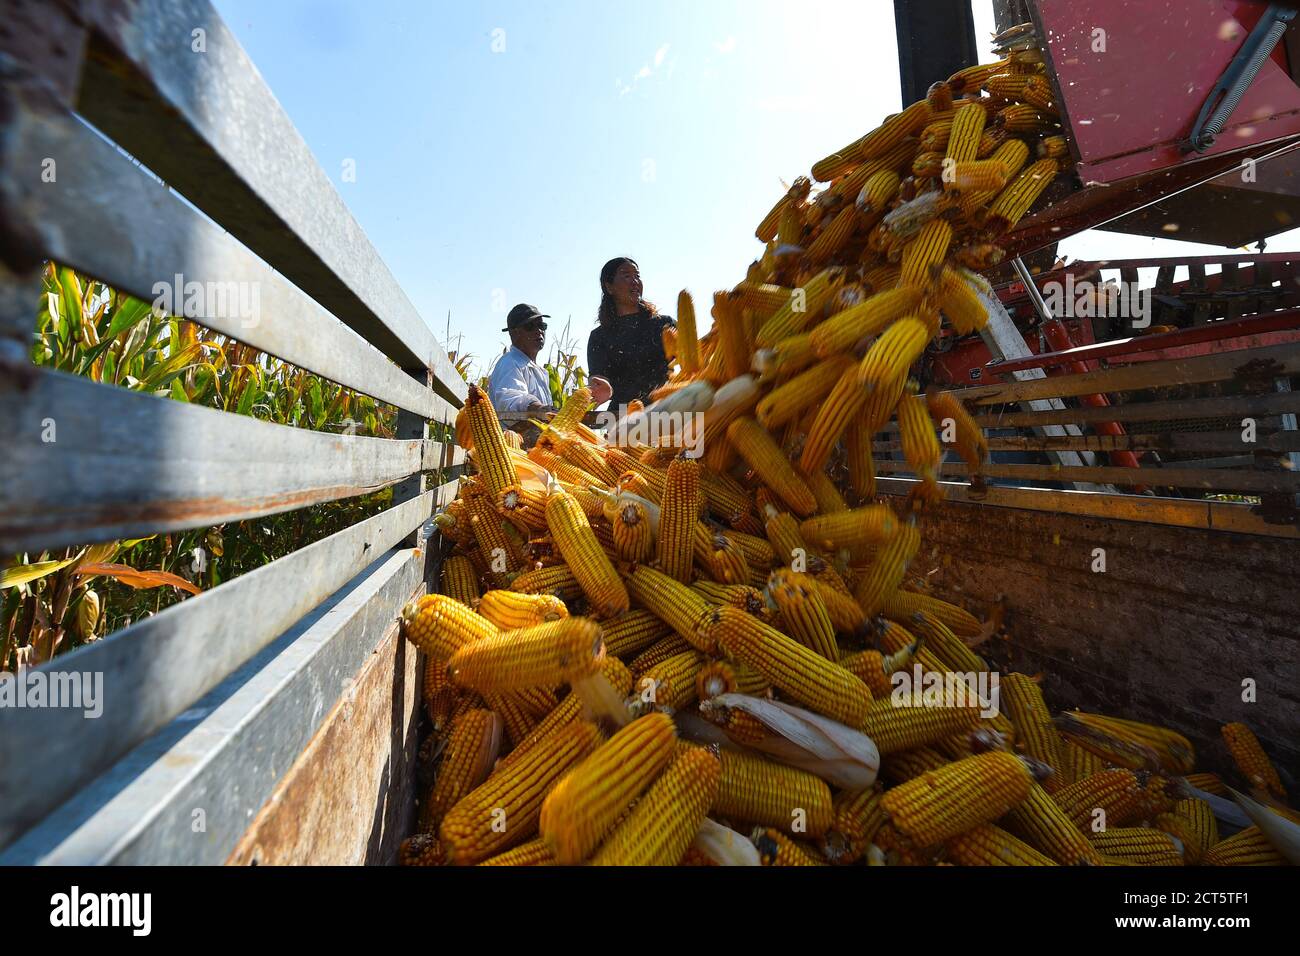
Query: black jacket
587,311,676,408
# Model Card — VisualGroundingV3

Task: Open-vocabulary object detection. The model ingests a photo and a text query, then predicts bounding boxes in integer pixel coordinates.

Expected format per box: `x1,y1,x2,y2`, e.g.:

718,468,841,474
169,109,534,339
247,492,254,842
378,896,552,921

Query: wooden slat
874,458,1300,494
0,367,458,555
971,391,1300,427
950,342,1300,406
68,0,465,401
0,488,439,851
0,546,423,864
875,429,1300,454
874,476,1299,538
0,69,455,423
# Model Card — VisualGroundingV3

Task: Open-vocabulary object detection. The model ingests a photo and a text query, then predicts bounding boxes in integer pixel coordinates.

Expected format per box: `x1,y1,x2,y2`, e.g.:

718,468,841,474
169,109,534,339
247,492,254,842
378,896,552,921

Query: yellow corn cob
598,610,668,659
591,743,721,866
1202,826,1287,866
509,563,582,602
855,315,930,390
466,495,521,583
839,648,908,698
985,73,1033,101
434,499,476,548
1055,711,1195,775
756,176,812,242
752,827,827,866
691,580,768,618
755,356,853,428
853,520,921,616
804,471,850,518
754,267,845,347
399,833,446,866
497,484,549,533
670,288,701,375
1038,134,1069,159
898,218,952,288
636,649,705,711
1152,810,1206,864
945,158,1010,195
1020,74,1056,111
1090,827,1184,866
694,659,770,700
775,200,804,247
661,324,677,362
554,435,619,486
882,751,1033,846
482,691,539,747
733,282,797,318
799,504,898,552
402,594,499,661
919,118,953,154
945,823,1056,866
995,102,1052,133
476,590,568,629
714,748,834,836
762,507,812,570
845,416,878,502
986,158,1058,230
545,490,629,617
626,564,719,654
711,293,753,382
804,204,860,265
448,617,602,693
501,429,524,451
538,712,677,864
477,838,556,866
697,527,752,585
810,285,924,359
881,589,981,637
898,388,941,486
1051,768,1147,831
1222,722,1287,800
1183,771,1228,797
658,456,700,583
1059,740,1106,785
974,126,1010,158
550,387,592,434
464,384,516,495
926,388,988,470
609,500,653,564
810,99,929,182
704,606,871,726
765,569,839,661
947,58,1009,94
856,169,902,215
881,745,950,785
945,101,986,166
439,554,480,606
859,696,982,755
418,708,502,834
911,149,945,178
440,720,601,864
821,787,885,864
727,416,817,516
527,443,602,487
628,636,693,678
1001,673,1065,784
905,611,988,676
1001,782,1104,865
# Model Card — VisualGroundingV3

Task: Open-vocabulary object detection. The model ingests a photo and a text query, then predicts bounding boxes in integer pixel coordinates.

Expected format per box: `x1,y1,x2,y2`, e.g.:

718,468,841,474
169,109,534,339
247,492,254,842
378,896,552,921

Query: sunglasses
521,321,547,332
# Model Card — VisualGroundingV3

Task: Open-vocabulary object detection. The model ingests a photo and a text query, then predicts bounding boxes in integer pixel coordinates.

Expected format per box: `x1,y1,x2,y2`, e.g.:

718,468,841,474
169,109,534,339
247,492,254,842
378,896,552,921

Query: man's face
511,318,546,355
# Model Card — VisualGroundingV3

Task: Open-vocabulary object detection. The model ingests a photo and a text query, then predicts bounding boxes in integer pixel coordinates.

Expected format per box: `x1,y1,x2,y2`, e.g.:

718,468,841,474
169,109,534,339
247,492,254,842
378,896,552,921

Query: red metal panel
1035,0,1300,183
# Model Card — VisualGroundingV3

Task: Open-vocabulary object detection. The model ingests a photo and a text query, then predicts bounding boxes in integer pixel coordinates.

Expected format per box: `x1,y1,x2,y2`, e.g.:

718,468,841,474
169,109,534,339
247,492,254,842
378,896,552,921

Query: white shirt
487,346,552,412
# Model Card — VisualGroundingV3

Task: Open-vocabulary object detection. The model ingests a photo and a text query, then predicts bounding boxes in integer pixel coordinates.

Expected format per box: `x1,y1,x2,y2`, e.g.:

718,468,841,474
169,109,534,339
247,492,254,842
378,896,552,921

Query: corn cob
476,589,567,629
926,387,988,469
603,500,650,565
898,388,942,489
755,356,853,428
482,691,539,747
1001,673,1065,785
944,101,986,165
1051,768,1147,831
440,720,601,864
763,507,813,569
986,158,1058,230
695,659,769,700
418,708,503,834
538,712,676,864
765,569,839,661
752,827,827,866
464,384,516,495
881,589,982,637
881,745,949,785
945,158,1010,195
845,416,878,502
544,490,629,617
626,564,719,654
853,520,921,616
549,387,592,435
756,176,812,241
402,594,499,661
860,696,982,755
434,499,477,549
1202,826,1286,866
711,293,752,382
1151,810,1205,864
696,527,751,585
898,218,952,288
839,648,908,698
919,119,953,154
856,168,902,215
497,484,549,533
882,751,1033,846
509,563,583,602
637,649,706,710
754,267,844,347
399,833,446,866
448,617,602,693
1002,782,1104,865
821,787,885,864
1183,771,1228,797
527,444,601,487
947,58,1010,94
439,554,480,606
466,494,522,583
810,285,924,359
1222,722,1287,800
600,609,671,658
705,606,871,726
728,416,818,516
855,315,930,390
714,748,834,836
591,743,721,865
945,823,1056,866
1090,828,1184,866
1038,134,1069,159
799,504,898,552
477,838,556,866
974,126,1010,158
656,456,700,583
810,99,929,182
1056,711,1195,774
553,436,619,486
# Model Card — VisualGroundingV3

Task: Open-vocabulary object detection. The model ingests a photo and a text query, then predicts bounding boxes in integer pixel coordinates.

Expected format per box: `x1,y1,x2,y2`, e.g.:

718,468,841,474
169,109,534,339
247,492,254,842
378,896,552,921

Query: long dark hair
597,256,659,327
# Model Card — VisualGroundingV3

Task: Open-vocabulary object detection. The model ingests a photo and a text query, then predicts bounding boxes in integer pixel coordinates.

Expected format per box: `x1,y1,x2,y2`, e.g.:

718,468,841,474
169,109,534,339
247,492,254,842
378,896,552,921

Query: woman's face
608,262,643,305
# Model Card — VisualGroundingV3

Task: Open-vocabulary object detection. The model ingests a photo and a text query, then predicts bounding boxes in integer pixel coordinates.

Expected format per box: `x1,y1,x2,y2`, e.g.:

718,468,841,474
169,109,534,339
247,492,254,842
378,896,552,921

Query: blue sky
213,0,1296,380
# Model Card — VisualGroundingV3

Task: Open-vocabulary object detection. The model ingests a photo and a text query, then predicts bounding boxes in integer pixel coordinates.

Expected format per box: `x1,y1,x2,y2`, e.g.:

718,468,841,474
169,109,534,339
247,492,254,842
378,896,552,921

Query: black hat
503,303,550,333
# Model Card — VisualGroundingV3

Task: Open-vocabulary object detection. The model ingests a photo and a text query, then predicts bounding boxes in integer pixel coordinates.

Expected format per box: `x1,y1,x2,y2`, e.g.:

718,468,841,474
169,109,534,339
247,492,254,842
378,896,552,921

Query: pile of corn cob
400,33,1297,867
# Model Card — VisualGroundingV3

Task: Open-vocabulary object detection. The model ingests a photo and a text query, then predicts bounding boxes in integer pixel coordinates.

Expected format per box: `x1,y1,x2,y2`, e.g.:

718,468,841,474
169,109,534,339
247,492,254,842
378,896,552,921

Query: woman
587,257,675,409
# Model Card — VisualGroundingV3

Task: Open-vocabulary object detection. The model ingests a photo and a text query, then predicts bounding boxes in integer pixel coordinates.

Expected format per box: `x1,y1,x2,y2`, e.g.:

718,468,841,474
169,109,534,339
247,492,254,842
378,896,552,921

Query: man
488,303,557,416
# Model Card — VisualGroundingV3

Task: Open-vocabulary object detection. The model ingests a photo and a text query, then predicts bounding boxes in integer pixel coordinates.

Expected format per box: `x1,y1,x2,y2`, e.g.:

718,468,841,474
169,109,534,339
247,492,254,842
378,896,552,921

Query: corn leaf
0,554,83,589
74,563,202,596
